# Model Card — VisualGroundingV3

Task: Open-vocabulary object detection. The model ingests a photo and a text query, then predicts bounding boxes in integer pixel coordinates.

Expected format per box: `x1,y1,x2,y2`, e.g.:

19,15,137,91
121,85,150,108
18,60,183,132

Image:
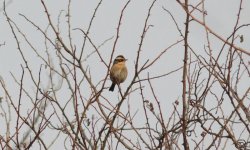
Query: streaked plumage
109,55,128,92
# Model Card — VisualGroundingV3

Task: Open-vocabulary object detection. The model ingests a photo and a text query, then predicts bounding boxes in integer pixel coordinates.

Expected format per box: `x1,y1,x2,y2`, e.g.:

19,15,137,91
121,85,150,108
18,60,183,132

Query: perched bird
109,55,128,92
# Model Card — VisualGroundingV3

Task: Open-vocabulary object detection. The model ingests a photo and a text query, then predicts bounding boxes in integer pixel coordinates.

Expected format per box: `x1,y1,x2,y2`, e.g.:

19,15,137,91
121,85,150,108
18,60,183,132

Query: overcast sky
0,0,249,149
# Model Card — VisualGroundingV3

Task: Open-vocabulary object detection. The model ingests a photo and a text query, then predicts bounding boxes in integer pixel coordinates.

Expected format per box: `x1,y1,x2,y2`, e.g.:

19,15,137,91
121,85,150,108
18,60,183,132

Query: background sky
0,0,249,149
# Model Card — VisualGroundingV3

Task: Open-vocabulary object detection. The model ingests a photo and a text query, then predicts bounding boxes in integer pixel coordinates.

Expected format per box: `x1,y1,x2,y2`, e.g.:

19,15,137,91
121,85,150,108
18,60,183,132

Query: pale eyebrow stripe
115,58,124,61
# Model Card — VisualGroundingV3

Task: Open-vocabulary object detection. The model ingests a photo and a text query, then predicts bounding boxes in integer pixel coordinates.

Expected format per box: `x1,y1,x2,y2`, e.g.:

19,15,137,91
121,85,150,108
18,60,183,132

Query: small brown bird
109,55,128,92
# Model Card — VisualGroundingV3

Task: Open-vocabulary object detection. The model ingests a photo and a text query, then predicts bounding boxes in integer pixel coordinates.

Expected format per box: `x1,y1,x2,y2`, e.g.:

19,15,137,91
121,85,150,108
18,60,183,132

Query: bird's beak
125,59,128,61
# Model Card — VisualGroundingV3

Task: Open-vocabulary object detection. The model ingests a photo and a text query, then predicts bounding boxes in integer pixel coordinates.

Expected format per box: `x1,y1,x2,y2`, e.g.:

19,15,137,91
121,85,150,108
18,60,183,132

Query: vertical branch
79,0,103,60
135,0,157,73
181,0,190,149
15,66,25,149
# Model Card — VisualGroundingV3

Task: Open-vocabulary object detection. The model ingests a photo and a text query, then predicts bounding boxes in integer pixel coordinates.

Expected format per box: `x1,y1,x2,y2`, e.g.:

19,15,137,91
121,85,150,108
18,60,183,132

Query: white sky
0,0,249,149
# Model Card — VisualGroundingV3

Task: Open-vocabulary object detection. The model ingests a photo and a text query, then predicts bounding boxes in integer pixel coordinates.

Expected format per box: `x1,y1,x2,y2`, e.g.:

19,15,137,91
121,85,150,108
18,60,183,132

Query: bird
109,55,128,92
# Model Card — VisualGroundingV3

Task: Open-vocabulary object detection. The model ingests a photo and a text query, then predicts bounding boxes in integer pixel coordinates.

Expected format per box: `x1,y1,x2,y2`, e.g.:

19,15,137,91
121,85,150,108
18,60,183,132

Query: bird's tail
109,83,116,91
